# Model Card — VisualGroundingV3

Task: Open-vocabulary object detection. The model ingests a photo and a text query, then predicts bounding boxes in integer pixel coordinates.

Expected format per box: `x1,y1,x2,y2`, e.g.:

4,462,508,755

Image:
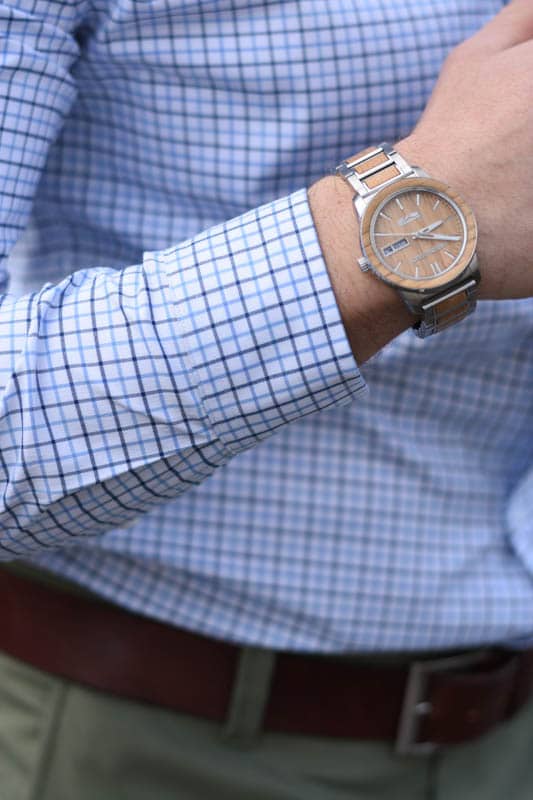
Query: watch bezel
359,177,478,293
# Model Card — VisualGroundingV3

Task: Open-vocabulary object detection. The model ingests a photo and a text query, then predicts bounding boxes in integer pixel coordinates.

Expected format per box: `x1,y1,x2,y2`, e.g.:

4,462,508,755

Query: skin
308,0,533,364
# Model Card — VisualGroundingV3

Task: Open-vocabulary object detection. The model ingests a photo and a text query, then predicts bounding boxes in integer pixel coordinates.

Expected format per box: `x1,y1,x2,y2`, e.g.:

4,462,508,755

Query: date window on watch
382,238,409,258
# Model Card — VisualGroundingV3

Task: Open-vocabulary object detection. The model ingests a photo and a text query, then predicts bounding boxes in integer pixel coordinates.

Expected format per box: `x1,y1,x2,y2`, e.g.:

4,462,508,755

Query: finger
470,0,533,52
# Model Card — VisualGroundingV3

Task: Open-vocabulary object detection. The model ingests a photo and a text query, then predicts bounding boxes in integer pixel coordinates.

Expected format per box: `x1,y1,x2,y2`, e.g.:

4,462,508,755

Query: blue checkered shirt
1,0,532,652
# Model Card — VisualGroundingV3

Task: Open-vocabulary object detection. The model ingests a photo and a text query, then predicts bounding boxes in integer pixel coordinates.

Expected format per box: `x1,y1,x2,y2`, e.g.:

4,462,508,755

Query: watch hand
374,232,410,237
416,219,443,235
413,233,462,242
376,219,448,238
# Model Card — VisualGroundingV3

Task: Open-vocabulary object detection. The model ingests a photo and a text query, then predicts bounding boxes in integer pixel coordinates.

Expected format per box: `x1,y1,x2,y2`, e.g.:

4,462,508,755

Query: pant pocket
0,650,65,800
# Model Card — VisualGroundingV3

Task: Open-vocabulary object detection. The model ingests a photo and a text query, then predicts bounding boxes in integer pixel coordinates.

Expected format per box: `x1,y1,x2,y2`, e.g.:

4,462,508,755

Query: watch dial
370,189,467,282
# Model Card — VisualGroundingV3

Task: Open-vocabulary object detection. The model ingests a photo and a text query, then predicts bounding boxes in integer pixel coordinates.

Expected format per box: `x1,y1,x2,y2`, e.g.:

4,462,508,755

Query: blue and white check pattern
1,0,532,652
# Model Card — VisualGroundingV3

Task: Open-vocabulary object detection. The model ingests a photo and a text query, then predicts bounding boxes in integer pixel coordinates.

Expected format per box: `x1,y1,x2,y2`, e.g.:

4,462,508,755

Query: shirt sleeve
0,0,85,279
0,0,366,558
0,188,366,558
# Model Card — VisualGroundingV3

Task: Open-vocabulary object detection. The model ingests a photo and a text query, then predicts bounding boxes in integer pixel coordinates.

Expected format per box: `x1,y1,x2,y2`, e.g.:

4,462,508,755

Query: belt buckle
395,649,493,756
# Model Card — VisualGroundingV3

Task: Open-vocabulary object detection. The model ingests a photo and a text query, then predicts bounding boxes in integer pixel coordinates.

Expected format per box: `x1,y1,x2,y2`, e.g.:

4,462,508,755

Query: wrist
308,174,414,364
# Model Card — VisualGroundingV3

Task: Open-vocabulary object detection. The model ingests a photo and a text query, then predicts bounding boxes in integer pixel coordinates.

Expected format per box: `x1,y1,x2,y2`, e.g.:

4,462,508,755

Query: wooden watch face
361,178,477,292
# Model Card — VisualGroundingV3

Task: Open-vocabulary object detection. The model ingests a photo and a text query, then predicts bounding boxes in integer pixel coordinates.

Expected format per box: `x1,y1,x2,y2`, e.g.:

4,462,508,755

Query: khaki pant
2,648,533,800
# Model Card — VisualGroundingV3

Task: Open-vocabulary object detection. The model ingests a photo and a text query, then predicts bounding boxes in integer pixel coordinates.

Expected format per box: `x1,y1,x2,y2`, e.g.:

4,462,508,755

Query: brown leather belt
2,569,533,755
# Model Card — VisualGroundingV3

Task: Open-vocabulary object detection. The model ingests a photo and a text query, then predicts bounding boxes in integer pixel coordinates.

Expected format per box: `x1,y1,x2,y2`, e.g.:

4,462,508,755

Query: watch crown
358,256,371,272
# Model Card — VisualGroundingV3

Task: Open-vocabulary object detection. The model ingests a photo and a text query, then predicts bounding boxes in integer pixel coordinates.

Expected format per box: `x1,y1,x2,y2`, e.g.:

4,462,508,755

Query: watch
336,143,480,337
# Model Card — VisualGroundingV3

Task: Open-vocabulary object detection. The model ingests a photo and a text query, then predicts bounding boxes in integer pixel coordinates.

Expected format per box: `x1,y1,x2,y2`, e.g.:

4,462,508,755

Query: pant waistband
2,567,533,755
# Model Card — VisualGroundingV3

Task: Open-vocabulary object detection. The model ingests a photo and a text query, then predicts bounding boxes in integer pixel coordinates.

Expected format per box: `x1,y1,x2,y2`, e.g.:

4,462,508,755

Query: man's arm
1,0,532,556
0,192,365,558
309,0,533,363
0,2,365,557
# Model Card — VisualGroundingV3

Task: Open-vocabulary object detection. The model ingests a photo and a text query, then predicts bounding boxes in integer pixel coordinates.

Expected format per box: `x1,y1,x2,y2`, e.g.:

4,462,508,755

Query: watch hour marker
416,193,420,207
444,250,455,260
432,199,441,211
380,212,393,222
430,262,441,275
396,198,404,211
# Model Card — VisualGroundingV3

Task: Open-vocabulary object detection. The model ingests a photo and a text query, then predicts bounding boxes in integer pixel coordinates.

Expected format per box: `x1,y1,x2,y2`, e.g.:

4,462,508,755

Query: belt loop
222,646,276,746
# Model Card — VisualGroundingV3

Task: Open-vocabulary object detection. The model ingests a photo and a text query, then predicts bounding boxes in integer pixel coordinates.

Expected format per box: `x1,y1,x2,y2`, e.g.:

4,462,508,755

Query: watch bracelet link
336,143,415,197
411,278,478,338
336,143,478,337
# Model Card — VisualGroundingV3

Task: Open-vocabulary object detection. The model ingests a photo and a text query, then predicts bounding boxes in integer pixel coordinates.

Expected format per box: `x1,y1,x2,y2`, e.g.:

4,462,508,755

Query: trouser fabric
2,648,533,800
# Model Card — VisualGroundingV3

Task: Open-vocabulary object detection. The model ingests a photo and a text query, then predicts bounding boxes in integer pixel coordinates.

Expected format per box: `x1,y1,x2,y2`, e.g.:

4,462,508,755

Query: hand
396,0,533,300
309,0,533,364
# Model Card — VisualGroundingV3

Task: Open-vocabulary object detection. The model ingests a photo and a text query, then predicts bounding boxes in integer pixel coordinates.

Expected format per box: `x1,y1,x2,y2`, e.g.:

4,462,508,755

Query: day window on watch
382,238,409,257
